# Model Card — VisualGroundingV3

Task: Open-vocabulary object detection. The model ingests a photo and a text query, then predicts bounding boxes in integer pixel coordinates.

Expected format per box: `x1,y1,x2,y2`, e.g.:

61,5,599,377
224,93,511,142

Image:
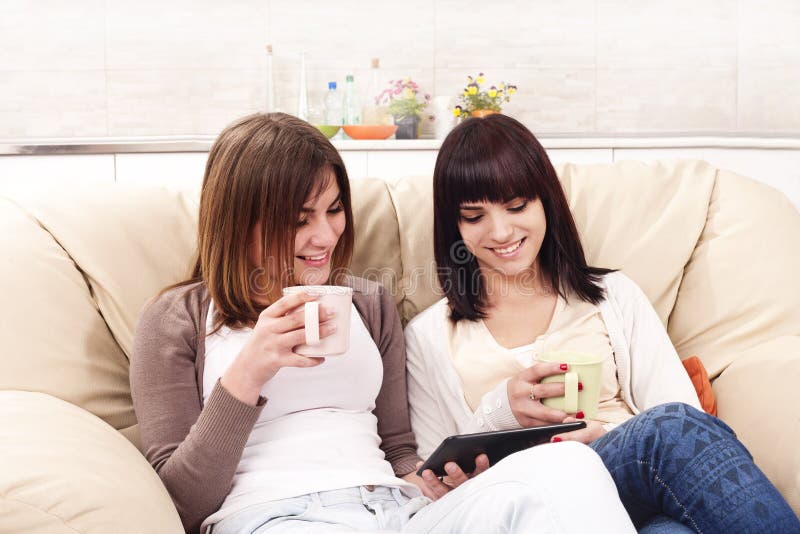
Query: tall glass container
297,52,309,121
265,44,276,112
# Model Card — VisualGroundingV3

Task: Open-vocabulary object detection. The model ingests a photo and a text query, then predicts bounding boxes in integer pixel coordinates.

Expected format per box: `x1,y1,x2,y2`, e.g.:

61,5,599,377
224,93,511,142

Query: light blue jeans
210,441,636,533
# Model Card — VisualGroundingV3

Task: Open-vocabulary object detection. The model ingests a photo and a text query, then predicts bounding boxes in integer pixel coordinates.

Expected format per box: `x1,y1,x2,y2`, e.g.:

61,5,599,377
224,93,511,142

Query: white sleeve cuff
472,379,520,431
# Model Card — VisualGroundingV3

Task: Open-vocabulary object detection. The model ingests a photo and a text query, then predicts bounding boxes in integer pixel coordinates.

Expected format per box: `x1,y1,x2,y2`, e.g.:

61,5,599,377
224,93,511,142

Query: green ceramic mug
535,351,605,419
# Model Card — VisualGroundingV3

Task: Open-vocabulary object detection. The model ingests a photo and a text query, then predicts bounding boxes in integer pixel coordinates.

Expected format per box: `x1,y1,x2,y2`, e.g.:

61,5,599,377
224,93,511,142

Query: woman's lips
488,238,525,258
297,251,330,266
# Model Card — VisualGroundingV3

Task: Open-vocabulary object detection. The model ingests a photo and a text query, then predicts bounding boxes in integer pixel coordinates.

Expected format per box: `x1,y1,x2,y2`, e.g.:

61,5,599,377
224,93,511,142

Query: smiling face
248,168,346,293
457,197,546,278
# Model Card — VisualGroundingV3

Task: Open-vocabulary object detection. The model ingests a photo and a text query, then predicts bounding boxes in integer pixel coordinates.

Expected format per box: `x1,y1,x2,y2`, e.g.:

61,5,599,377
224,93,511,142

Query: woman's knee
638,402,736,441
493,441,610,484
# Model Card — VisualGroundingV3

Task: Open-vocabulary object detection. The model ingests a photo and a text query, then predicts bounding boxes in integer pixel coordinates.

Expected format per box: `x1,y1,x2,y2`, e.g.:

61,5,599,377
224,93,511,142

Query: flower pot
470,109,500,118
393,115,420,139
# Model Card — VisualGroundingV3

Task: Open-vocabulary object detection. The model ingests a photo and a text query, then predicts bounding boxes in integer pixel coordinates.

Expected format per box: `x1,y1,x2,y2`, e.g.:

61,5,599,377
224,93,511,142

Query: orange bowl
342,125,398,140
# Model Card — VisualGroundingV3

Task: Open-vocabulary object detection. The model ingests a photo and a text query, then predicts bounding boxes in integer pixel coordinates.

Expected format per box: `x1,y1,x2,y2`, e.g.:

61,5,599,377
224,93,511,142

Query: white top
201,300,416,528
452,292,633,426
405,271,702,459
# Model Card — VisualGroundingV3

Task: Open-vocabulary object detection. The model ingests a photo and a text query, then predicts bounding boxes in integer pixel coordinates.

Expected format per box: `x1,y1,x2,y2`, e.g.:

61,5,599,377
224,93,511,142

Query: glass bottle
324,81,343,126
343,74,361,126
297,52,309,121
362,58,387,125
265,44,276,112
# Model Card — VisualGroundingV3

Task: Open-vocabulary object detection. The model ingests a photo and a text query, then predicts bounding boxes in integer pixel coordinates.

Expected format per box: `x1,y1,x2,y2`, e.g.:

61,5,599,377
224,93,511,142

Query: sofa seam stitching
0,494,83,533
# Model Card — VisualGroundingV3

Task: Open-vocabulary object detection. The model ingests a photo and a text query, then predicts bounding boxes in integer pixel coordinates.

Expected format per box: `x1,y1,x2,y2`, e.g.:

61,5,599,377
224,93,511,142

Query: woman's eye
460,214,483,223
327,203,344,214
297,219,309,227
508,201,528,213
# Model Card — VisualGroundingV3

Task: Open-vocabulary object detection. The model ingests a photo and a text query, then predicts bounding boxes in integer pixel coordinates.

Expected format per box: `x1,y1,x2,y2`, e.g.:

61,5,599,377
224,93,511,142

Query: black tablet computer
416,421,587,477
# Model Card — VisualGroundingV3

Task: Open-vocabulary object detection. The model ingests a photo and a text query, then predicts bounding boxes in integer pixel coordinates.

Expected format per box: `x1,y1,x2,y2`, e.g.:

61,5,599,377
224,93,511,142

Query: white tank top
200,300,417,529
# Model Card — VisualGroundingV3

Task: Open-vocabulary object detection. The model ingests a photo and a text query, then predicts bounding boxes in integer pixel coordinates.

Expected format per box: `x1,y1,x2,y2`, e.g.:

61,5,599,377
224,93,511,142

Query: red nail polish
578,382,584,391
552,437,562,443
576,411,585,419
560,363,568,371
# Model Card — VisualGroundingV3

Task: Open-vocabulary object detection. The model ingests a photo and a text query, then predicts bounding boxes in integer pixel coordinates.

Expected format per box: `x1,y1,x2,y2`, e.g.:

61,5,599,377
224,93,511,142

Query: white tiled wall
2,147,798,209
1,0,799,138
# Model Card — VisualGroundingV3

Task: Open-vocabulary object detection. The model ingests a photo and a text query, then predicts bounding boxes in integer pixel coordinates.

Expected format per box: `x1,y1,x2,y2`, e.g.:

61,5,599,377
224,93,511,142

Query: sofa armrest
712,335,800,514
0,391,183,533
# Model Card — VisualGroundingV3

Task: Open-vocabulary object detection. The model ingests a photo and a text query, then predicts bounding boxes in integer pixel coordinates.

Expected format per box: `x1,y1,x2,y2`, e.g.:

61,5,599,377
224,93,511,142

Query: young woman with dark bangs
129,112,635,534
405,114,800,533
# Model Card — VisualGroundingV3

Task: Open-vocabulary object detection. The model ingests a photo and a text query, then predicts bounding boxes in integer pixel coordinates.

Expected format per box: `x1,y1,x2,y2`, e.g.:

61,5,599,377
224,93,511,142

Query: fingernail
578,382,584,391
423,471,435,480
552,437,562,443
560,363,568,371
576,411,585,419
445,463,456,474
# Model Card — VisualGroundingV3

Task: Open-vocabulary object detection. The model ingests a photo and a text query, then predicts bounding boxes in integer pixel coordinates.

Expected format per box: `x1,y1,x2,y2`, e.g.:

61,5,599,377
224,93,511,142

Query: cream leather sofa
1,160,798,532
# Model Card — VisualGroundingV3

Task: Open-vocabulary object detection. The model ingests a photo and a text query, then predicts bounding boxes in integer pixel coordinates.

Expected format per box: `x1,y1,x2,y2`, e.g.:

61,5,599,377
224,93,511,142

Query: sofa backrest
1,160,798,448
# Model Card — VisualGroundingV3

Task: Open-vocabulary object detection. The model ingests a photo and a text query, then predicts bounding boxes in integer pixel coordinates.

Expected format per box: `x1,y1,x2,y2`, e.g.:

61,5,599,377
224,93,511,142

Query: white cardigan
405,271,701,459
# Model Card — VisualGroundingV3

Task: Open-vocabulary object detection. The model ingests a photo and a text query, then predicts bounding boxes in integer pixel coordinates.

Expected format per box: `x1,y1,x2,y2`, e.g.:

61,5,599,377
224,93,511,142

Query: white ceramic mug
281,285,353,356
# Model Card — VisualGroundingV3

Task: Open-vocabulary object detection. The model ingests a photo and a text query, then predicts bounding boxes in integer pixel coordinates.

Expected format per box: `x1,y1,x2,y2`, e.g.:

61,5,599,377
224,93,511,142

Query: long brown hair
167,112,353,331
433,114,613,322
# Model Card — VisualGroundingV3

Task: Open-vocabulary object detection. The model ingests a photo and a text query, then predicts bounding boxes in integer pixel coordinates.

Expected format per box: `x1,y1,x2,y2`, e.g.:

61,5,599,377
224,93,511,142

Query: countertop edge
2,135,800,155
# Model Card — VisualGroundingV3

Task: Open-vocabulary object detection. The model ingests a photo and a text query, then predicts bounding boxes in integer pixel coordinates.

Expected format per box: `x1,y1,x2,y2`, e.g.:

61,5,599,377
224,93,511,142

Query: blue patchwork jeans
590,402,800,533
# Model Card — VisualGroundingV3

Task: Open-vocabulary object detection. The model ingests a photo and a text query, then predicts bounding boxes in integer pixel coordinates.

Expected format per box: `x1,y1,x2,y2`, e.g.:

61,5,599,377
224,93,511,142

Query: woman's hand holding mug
221,291,337,405
507,362,572,427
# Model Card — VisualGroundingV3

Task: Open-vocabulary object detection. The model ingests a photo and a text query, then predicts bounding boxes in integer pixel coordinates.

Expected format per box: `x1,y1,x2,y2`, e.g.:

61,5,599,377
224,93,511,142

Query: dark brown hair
166,112,353,331
433,114,613,322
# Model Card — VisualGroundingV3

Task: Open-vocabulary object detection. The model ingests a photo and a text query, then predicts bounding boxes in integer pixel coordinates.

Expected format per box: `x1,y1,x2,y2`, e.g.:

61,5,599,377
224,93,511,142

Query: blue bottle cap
328,81,337,90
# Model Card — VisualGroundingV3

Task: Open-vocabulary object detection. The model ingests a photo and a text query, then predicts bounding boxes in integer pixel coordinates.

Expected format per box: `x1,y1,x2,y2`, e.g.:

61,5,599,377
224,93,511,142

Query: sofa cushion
0,390,183,533
681,356,717,416
711,335,800,513
350,178,404,305
668,170,800,377
0,196,136,436
557,159,716,324
2,186,199,361
386,175,438,321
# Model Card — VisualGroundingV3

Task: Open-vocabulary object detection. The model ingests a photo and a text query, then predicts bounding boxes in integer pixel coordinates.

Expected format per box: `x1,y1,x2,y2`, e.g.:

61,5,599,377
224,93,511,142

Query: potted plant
378,78,430,139
453,73,517,119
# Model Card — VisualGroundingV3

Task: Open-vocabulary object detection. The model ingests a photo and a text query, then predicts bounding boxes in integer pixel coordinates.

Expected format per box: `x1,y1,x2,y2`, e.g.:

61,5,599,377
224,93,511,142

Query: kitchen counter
2,135,800,155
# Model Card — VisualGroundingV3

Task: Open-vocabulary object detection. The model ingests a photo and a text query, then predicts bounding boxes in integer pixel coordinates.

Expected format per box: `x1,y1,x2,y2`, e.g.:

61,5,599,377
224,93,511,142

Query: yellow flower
508,86,517,94
463,90,469,96
498,82,505,90
467,84,478,95
453,106,463,117
488,88,498,98
477,72,485,84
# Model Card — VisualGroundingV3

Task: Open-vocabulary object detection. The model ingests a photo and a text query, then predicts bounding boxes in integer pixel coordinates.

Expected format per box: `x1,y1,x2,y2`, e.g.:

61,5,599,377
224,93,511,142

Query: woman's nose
309,218,339,247
489,215,513,242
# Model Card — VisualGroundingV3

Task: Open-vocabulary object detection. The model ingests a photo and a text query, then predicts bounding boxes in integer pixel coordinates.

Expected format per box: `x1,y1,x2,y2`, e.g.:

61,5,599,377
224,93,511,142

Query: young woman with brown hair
130,113,635,534
406,113,800,533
